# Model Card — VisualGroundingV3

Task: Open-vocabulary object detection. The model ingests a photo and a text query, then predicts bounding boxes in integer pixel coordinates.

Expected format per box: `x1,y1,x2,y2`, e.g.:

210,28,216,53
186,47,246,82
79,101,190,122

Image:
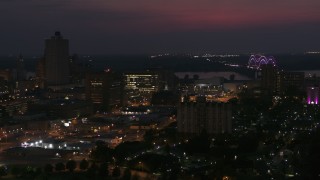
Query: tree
122,168,131,180
114,141,148,163
98,163,109,178
112,166,121,177
131,174,139,180
21,166,36,179
80,159,89,171
91,141,113,162
185,129,210,154
44,164,53,174
86,162,98,178
66,160,77,172
228,98,238,104
238,132,260,153
55,162,65,172
164,143,170,154
0,166,7,178
34,167,42,177
144,129,155,146
11,166,22,177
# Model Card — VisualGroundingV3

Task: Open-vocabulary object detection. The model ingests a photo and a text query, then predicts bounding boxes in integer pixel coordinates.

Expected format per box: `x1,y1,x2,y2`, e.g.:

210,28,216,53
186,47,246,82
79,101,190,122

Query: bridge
248,54,276,69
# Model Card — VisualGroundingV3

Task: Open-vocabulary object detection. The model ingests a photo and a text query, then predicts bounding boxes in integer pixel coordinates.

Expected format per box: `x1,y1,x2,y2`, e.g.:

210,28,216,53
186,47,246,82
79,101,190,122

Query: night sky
1,0,320,55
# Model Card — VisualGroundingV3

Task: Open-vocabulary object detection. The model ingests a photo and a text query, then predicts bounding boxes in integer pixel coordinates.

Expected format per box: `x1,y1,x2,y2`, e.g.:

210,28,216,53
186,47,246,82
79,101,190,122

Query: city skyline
1,2,320,176
1,0,320,55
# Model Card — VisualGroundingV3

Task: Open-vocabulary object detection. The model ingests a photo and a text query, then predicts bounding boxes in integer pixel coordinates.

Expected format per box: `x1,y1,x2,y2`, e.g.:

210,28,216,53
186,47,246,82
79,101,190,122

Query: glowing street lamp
138,161,143,171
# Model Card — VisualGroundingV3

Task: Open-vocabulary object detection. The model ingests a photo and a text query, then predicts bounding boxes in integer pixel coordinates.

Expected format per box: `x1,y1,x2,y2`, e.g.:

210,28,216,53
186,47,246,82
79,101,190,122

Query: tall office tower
123,71,159,93
261,64,277,94
177,96,232,135
123,71,159,106
36,57,45,80
86,71,123,112
44,31,70,86
16,54,26,81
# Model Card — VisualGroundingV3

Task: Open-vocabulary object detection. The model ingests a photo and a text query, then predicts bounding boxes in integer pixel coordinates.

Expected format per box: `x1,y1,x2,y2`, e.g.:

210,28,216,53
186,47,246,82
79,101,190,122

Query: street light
138,161,143,171
112,157,116,166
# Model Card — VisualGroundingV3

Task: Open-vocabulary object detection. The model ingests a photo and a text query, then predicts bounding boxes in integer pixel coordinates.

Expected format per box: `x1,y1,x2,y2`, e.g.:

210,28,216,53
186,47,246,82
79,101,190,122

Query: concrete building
0,69,11,81
0,99,29,121
86,71,122,111
28,99,93,119
43,87,86,100
124,71,159,93
44,32,70,86
147,68,177,91
16,54,26,81
277,71,305,94
36,58,45,80
177,97,232,135
261,64,278,94
123,71,160,106
185,77,224,95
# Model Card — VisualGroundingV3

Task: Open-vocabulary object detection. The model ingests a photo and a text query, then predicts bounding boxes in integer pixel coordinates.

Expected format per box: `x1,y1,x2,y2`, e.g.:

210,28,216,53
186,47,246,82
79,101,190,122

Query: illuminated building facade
307,87,319,105
181,77,224,96
124,72,159,93
123,72,159,106
177,96,232,135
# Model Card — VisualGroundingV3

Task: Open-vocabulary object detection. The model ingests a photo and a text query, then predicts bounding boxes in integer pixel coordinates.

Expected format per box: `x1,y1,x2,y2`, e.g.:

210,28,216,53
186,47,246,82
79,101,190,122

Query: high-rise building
44,31,70,86
261,64,278,94
146,68,178,91
277,71,305,94
16,54,26,81
86,71,122,111
36,58,45,79
123,71,160,106
177,96,232,135
124,71,159,93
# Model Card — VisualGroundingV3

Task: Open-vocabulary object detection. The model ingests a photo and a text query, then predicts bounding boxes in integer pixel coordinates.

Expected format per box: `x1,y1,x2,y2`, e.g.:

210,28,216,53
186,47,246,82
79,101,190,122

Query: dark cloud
0,0,319,55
